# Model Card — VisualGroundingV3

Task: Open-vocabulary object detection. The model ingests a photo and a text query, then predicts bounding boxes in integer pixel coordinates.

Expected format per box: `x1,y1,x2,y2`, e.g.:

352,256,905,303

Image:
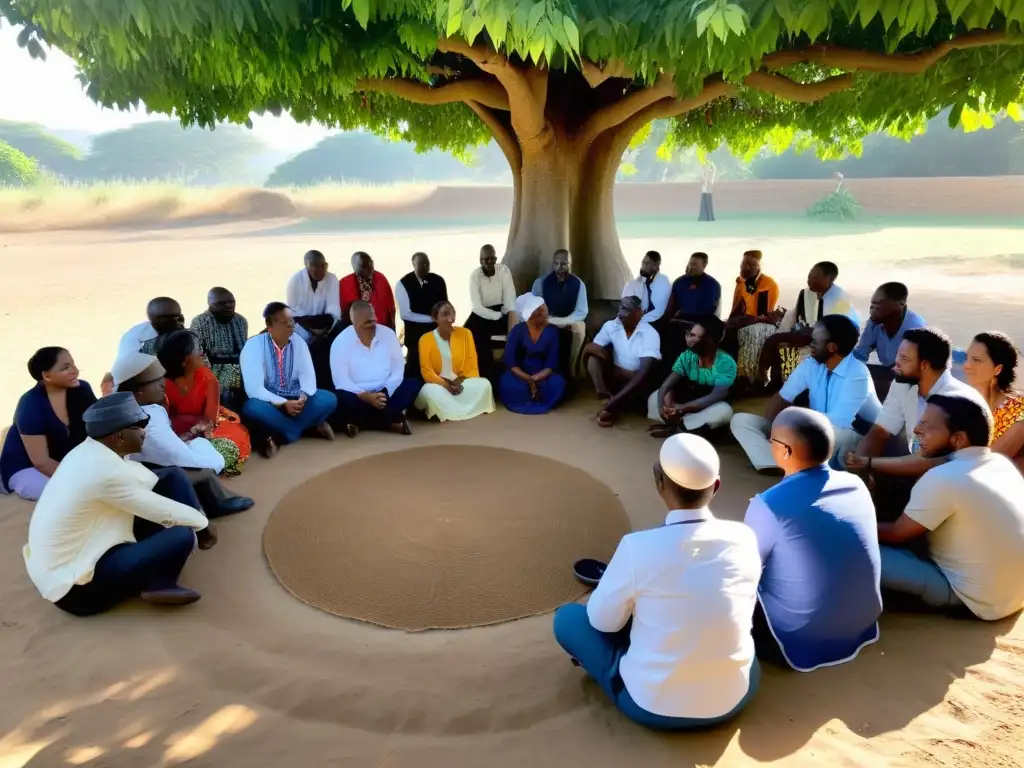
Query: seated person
189,287,249,410
852,282,926,401
287,250,343,388
113,352,254,517
647,315,735,439
24,393,214,616
845,327,987,521
553,434,761,731
104,296,188,395
1,347,96,501
340,251,396,330
731,315,876,474
963,332,1024,472
621,250,671,328
878,395,1024,620
464,244,518,381
396,251,448,376
499,294,566,415
239,302,338,457
416,301,495,422
531,248,588,379
585,296,662,428
745,407,882,670
156,330,251,475
757,261,861,390
330,301,421,436
660,252,721,363
724,250,784,381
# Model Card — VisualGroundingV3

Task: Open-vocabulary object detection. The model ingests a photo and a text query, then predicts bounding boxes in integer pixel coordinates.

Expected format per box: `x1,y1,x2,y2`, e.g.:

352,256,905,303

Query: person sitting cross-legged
553,433,761,731
188,287,249,411
415,301,495,422
239,302,338,457
396,251,448,376
585,295,662,428
745,407,882,670
731,315,878,475
878,394,1024,619
499,293,567,415
23,393,215,616
647,315,735,439
330,301,422,436
286,249,343,388
465,244,518,382
531,248,588,379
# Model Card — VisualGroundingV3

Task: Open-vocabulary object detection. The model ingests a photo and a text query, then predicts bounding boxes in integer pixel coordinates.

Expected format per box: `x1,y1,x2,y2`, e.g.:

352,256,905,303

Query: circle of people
5,244,1024,733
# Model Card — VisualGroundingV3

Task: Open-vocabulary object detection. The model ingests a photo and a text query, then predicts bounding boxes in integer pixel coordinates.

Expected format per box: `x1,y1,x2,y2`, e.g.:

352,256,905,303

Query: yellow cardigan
419,327,480,384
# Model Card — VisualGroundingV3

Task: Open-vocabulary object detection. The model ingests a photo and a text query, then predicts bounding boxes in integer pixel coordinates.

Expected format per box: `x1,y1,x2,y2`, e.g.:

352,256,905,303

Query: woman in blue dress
499,294,567,414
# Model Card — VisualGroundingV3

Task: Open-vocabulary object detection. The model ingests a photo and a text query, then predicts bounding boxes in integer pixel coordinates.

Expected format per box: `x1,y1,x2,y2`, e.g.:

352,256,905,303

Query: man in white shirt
553,433,761,730
103,297,188,396
331,301,422,436
877,394,1024,619
731,315,879,474
239,302,338,457
845,327,988,521
395,251,448,375
585,296,662,427
531,249,589,378
285,249,343,388
24,392,214,616
757,261,862,387
112,351,254,518
621,250,671,326
464,244,518,380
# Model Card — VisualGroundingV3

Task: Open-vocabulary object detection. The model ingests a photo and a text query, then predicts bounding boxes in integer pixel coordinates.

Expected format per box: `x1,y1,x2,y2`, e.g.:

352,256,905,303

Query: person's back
913,448,1024,619
612,517,760,717
752,465,881,670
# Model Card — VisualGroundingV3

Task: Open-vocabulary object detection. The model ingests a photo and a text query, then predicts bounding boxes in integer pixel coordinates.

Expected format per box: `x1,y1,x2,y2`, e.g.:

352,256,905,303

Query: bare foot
260,437,279,459
315,422,336,441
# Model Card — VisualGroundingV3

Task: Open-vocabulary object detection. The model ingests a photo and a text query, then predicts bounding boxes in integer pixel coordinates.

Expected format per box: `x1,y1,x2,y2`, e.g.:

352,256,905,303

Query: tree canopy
0,139,41,186
0,119,82,176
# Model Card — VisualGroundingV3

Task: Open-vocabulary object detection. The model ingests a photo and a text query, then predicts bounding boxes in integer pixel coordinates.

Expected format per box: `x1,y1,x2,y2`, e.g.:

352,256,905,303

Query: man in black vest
395,252,448,377
531,249,588,380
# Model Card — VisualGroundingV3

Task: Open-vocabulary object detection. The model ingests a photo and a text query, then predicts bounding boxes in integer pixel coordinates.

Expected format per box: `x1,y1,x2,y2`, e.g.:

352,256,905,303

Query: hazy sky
0,22,334,153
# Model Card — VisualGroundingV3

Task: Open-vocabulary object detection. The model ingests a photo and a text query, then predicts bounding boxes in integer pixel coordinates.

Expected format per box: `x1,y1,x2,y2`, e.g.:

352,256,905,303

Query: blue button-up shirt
780,353,878,430
853,309,926,367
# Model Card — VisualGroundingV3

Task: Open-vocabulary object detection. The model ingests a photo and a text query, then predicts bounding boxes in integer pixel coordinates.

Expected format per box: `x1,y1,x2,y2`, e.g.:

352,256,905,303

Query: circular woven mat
263,445,631,631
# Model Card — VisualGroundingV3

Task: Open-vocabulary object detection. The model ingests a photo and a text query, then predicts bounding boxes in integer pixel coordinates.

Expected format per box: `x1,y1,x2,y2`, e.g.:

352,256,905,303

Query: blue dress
499,324,567,415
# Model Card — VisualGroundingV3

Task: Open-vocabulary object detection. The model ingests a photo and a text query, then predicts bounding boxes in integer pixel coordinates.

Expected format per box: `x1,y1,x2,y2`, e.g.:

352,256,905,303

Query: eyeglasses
769,437,792,454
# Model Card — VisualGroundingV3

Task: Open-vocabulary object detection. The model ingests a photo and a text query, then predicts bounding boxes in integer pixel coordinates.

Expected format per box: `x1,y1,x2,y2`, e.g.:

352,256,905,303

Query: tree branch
354,76,509,111
761,30,1012,74
629,76,738,124
743,71,854,103
577,73,677,142
466,101,522,172
580,59,632,88
437,37,547,139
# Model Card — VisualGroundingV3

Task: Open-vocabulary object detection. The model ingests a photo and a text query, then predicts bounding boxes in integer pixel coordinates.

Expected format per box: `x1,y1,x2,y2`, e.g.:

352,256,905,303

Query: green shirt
671,349,737,388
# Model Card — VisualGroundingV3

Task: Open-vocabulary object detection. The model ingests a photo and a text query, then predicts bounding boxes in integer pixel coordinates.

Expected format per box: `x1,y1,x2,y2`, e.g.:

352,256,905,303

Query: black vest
400,272,448,316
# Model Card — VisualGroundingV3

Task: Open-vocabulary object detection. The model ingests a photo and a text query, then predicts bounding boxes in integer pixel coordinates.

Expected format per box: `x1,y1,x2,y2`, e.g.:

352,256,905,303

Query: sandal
597,410,615,428
648,425,678,439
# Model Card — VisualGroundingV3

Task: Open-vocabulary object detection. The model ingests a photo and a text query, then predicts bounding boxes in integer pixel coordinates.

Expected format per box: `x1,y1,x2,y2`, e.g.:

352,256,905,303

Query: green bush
807,187,862,221
0,140,41,187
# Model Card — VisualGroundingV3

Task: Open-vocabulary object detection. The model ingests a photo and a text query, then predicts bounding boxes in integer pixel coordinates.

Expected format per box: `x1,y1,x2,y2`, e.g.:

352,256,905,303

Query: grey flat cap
83,392,150,439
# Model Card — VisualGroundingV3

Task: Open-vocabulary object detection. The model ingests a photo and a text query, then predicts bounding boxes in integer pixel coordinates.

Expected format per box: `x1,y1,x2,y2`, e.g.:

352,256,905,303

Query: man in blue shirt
731,315,879,474
744,407,882,670
852,282,926,400
661,252,722,363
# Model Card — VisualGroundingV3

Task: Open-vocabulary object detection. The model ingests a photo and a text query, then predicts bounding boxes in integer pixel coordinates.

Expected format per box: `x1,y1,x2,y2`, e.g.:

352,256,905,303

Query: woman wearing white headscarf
499,293,566,414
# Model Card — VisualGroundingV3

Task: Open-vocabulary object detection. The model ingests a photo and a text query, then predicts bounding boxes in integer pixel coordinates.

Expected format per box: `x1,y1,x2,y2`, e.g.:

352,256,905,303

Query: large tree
3,1,1023,297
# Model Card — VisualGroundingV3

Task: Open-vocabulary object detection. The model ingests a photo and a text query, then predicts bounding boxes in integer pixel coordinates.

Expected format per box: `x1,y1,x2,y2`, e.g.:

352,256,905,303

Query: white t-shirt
876,370,988,450
905,447,1024,620
587,509,761,718
131,404,225,474
593,319,661,372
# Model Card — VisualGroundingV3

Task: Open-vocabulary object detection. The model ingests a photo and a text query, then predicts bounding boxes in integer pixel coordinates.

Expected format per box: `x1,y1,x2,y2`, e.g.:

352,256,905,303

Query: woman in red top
156,330,251,474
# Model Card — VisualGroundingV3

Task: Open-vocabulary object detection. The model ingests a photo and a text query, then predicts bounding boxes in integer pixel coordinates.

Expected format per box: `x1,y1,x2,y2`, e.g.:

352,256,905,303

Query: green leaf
464,13,485,43
857,0,882,26
527,2,544,34
709,10,728,41
1006,103,1024,122
946,0,971,22
695,5,716,37
947,101,965,128
723,6,746,36
528,34,545,64
352,0,370,29
446,7,463,38
319,40,331,65
562,16,579,52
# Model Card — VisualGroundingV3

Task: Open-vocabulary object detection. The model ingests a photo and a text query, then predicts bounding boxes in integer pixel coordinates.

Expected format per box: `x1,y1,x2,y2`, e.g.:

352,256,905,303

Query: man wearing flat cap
553,434,761,731
24,392,214,616
112,350,254,518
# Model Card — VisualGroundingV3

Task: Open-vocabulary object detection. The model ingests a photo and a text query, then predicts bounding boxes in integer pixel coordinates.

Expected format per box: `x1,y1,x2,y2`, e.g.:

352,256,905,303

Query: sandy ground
1,218,1024,767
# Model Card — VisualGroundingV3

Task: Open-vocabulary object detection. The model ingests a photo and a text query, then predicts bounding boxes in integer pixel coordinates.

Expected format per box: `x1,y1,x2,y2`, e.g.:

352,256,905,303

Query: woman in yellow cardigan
416,301,496,422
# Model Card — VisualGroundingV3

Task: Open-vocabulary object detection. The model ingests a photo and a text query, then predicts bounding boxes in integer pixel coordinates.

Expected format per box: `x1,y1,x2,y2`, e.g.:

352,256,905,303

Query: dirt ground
1,213,1023,767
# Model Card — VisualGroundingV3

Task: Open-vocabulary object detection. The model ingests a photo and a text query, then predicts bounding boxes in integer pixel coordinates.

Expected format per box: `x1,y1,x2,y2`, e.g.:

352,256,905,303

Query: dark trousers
332,378,421,430
464,308,507,380
403,321,436,378
140,464,241,519
55,468,200,617
303,320,345,391
751,601,789,667
587,355,655,414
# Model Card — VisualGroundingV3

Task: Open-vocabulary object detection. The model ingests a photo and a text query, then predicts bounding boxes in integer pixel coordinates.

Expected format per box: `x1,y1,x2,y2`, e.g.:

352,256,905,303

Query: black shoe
207,496,255,518
141,587,201,606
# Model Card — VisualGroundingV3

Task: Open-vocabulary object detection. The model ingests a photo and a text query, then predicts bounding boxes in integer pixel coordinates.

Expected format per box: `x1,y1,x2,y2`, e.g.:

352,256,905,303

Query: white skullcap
110,351,164,390
659,433,720,490
516,292,545,321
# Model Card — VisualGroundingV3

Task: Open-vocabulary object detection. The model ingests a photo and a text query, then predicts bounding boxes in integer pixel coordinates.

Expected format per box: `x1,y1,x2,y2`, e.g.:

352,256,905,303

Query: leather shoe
207,496,255,518
140,587,201,606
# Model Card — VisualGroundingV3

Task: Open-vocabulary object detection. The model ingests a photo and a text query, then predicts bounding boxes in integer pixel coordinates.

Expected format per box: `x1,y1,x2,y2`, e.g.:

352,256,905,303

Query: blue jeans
552,604,760,731
56,468,200,617
240,390,337,444
333,378,421,430
880,546,965,610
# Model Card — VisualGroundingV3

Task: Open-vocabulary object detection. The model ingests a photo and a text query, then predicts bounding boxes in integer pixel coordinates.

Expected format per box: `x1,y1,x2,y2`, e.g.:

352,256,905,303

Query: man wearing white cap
553,434,761,731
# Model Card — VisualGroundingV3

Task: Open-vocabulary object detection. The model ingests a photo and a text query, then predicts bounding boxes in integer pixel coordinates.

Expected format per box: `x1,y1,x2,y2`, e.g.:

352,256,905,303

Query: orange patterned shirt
993,394,1024,441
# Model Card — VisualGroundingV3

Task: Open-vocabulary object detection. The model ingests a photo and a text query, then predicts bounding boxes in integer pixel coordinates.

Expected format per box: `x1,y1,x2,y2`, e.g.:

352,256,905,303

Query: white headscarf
516,292,545,322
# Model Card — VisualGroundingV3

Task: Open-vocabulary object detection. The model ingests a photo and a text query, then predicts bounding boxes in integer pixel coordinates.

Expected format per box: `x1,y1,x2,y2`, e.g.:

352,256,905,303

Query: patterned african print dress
165,367,251,474
993,394,1024,441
